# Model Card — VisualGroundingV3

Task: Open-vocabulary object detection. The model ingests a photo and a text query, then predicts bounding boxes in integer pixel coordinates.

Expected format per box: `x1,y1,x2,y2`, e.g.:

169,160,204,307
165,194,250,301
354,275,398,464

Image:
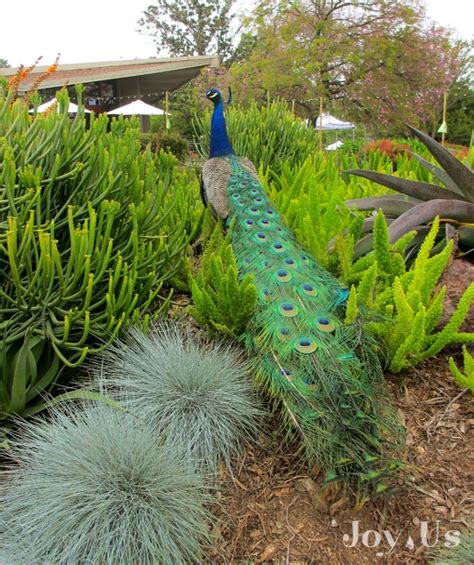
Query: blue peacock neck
209,99,234,158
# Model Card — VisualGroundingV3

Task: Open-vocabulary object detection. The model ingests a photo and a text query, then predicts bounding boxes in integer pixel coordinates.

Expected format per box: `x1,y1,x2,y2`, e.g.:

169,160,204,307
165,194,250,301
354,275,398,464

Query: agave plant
345,125,474,258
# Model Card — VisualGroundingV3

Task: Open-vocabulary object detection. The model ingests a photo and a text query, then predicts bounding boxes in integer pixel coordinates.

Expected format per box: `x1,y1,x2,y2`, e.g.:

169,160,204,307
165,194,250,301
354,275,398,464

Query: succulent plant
0,86,193,420
345,125,474,258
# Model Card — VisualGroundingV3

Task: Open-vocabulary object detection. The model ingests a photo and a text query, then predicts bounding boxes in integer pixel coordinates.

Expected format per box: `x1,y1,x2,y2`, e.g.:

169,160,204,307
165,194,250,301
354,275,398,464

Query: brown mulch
206,259,474,564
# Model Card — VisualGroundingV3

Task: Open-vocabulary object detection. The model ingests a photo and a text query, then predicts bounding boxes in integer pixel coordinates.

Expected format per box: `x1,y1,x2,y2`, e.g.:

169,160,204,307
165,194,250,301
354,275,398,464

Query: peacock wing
201,157,232,219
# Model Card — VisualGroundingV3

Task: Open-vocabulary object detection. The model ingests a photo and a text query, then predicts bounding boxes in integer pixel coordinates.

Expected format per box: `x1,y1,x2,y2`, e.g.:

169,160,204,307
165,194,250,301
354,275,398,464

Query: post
319,96,323,152
291,99,295,115
441,92,447,146
165,91,169,130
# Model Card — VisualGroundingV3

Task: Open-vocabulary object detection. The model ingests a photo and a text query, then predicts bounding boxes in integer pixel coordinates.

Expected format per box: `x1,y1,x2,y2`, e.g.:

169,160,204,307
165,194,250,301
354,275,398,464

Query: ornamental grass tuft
95,324,263,474
0,404,211,564
433,525,474,565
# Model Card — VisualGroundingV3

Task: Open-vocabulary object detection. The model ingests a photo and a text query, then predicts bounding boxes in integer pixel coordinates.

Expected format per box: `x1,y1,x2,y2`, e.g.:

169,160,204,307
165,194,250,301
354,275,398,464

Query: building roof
0,55,219,94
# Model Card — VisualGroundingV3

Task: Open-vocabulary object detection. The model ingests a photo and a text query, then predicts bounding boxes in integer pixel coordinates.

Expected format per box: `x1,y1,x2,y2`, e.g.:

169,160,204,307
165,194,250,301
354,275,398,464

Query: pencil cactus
0,86,192,419
345,125,474,257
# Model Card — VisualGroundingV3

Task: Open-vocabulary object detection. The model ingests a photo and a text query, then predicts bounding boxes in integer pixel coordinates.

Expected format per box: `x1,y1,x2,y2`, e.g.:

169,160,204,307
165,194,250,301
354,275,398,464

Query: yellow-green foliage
0,87,193,419
189,226,258,337
193,98,322,174
449,346,474,395
344,215,474,372
262,154,395,270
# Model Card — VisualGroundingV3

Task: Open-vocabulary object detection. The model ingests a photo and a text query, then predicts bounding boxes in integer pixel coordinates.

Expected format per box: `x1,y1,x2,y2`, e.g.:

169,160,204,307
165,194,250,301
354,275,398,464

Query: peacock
201,88,403,491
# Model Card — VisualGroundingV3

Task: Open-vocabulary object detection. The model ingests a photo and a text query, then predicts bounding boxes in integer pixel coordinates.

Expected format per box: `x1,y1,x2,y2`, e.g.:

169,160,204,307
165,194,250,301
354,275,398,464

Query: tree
138,0,237,63
231,0,463,134
444,77,474,146
0,58,9,68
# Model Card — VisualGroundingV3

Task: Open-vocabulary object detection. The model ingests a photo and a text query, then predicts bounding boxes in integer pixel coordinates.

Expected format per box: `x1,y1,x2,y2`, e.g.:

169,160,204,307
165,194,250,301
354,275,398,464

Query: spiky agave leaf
345,195,419,216
388,200,474,243
94,324,263,474
0,404,212,564
345,125,474,257
406,124,474,202
411,152,465,196
345,169,465,202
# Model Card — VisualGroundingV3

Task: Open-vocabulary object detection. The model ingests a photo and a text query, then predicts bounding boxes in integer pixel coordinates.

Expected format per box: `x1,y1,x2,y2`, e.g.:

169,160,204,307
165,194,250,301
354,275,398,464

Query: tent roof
29,99,91,113
108,100,167,116
315,113,355,130
326,140,345,150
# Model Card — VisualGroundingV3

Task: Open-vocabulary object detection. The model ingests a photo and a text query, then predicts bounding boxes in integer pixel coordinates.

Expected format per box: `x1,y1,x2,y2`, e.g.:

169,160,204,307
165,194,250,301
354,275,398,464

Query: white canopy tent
325,140,345,151
29,99,91,114
108,100,168,116
313,112,356,144
314,113,355,131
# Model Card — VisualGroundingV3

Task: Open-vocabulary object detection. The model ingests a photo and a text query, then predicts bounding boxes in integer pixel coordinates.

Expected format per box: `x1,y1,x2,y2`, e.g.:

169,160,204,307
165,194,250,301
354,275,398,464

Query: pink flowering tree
231,0,465,135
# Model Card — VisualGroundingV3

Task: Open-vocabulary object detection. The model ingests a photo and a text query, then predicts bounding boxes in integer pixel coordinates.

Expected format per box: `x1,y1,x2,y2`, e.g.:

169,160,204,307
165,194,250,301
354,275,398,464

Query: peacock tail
201,88,404,490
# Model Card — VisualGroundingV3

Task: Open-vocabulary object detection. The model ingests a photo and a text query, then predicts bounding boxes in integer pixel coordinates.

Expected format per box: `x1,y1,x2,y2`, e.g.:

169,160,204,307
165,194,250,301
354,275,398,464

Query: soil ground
207,260,474,564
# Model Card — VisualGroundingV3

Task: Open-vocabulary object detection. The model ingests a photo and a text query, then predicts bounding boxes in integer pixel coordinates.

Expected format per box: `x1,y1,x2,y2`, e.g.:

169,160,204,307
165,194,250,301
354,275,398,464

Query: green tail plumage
201,88,403,491
227,157,402,487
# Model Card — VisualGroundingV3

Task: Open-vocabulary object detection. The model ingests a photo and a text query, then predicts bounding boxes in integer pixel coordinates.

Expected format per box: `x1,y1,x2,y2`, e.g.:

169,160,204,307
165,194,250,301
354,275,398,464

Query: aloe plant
345,125,474,257
0,85,192,419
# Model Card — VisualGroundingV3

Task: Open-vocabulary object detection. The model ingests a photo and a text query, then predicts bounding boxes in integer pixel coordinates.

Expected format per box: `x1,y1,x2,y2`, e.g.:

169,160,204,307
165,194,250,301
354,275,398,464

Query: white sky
1,0,472,68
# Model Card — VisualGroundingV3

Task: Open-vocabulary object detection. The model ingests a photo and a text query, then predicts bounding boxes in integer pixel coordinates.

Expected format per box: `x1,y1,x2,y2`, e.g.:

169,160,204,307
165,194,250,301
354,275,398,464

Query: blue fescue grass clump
0,404,211,564
433,525,474,564
95,324,263,474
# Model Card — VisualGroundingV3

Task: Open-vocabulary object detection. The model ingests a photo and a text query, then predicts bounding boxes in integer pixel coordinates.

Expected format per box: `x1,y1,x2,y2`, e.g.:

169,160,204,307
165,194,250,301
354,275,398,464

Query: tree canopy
0,58,9,68
138,0,237,63
230,0,464,133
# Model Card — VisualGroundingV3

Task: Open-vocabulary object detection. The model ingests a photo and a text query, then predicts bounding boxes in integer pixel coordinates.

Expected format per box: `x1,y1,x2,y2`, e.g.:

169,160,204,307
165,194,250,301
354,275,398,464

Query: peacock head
205,88,222,105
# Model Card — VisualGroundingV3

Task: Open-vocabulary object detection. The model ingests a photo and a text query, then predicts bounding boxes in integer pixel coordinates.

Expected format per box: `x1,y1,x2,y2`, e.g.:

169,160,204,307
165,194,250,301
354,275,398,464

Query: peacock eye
316,317,336,332
294,337,318,353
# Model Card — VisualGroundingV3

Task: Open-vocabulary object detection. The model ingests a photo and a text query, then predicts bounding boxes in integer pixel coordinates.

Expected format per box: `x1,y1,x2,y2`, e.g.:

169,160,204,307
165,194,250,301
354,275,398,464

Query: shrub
0,86,193,419
449,346,474,395
158,131,189,160
139,131,189,161
190,224,258,337
0,404,211,564
95,324,263,474
193,98,322,173
363,139,411,163
342,215,474,372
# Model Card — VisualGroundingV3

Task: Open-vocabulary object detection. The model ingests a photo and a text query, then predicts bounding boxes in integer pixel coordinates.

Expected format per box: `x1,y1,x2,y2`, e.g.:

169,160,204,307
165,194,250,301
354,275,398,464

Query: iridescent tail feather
201,90,404,492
